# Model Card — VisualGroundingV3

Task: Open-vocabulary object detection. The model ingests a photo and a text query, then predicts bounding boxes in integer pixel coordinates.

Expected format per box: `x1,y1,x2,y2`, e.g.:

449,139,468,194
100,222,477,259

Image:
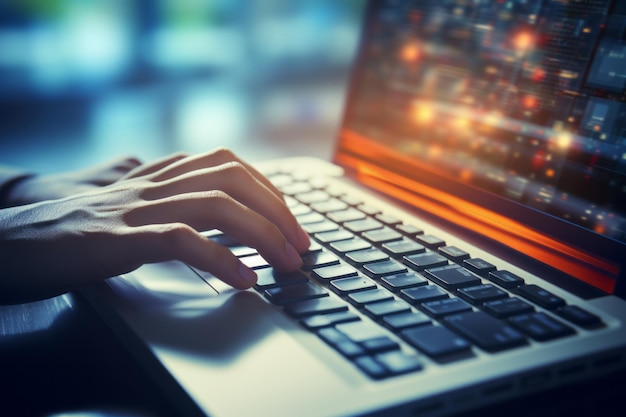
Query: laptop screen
335,0,626,295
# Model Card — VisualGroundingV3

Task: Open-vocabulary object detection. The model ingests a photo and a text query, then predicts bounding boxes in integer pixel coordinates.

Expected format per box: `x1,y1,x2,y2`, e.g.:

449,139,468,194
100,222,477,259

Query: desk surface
1,294,625,417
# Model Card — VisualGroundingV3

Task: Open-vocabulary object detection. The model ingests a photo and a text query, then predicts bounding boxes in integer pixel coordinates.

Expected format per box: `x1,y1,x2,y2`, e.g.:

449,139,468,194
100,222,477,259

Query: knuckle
211,147,236,161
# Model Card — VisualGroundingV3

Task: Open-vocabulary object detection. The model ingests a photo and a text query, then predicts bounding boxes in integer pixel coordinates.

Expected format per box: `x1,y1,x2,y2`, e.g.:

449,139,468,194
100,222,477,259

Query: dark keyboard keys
463,258,497,276
354,356,387,379
457,284,508,305
330,238,371,254
301,311,360,329
318,328,365,358
363,227,403,244
312,263,357,281
285,297,348,318
254,269,308,290
380,272,427,291
348,288,394,306
383,311,431,330
375,350,423,375
382,239,426,257
363,260,407,278
421,298,473,318
301,251,339,270
438,246,470,262
423,265,482,290
556,305,604,329
516,284,566,310
483,297,535,318
403,325,471,358
395,224,423,236
489,270,525,289
404,252,449,271
265,282,328,305
364,299,412,318
444,311,527,352
415,234,446,248
401,285,448,304
330,276,377,295
509,312,576,341
345,248,389,266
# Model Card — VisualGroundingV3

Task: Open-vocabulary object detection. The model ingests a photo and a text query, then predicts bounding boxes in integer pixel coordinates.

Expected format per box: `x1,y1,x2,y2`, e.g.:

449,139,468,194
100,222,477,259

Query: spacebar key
444,311,527,352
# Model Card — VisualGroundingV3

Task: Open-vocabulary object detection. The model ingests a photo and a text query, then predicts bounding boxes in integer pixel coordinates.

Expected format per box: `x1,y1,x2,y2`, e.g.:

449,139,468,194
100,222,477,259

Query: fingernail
284,240,303,267
238,263,257,287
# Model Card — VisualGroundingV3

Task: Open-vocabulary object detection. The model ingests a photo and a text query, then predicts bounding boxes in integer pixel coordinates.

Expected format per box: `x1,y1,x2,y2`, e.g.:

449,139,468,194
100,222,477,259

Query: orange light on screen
514,31,533,51
412,103,434,124
401,43,421,62
523,94,539,109
531,67,546,82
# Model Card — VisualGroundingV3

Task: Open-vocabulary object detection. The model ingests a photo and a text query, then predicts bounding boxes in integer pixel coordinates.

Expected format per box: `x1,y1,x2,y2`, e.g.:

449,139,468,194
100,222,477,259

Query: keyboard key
363,260,407,278
421,298,473,318
296,211,325,225
416,234,446,248
337,320,387,342
339,195,363,206
330,276,377,295
344,218,383,233
457,284,508,304
296,190,330,204
310,198,349,214
488,270,525,289
364,299,412,318
395,224,423,236
516,284,566,310
345,248,389,266
314,229,354,244
444,311,527,352
383,311,431,330
254,269,308,289
463,258,497,276
328,208,367,223
301,251,339,270
330,238,371,254
375,350,423,375
423,265,481,290
382,239,426,257
363,227,403,244
280,182,311,195
265,282,328,305
303,220,339,234
284,297,348,318
362,336,400,353
509,312,576,341
240,254,270,270
556,305,604,329
357,204,382,216
402,325,471,358
401,285,448,304
348,288,394,306
438,246,470,262
381,272,427,291
318,328,365,358
312,263,358,281
374,214,402,226
230,245,257,258
483,297,535,318
403,252,449,271
301,311,360,329
354,356,388,379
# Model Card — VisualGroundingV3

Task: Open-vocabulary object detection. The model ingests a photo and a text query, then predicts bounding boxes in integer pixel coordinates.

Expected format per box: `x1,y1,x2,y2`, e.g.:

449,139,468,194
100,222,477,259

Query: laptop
81,1,626,416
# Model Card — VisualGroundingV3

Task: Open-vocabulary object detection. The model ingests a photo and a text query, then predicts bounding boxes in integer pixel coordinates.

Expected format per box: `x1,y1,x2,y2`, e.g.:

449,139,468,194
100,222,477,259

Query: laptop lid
333,0,626,298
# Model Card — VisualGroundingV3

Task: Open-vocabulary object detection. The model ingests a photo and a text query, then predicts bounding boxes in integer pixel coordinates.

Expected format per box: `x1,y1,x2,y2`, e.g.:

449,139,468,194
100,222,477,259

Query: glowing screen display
345,0,626,243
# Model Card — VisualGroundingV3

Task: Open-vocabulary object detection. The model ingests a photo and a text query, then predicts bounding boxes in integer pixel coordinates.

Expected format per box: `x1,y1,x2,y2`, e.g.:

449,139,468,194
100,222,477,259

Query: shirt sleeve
0,166,34,209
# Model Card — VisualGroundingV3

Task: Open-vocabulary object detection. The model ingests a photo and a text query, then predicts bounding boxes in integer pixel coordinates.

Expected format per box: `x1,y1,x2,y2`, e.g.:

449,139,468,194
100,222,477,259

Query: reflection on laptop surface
82,1,626,416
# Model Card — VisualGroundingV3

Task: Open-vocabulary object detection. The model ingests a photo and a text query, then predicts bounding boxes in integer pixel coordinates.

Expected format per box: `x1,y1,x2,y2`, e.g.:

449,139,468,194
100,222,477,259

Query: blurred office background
0,0,365,173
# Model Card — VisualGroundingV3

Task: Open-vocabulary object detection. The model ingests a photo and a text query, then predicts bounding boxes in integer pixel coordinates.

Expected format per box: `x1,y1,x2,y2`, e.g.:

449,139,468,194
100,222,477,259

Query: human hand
0,148,310,304
2,156,142,207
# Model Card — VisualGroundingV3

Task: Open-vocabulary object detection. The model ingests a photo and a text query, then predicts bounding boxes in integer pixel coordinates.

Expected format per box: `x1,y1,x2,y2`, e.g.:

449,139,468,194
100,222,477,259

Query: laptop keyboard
221,171,605,380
